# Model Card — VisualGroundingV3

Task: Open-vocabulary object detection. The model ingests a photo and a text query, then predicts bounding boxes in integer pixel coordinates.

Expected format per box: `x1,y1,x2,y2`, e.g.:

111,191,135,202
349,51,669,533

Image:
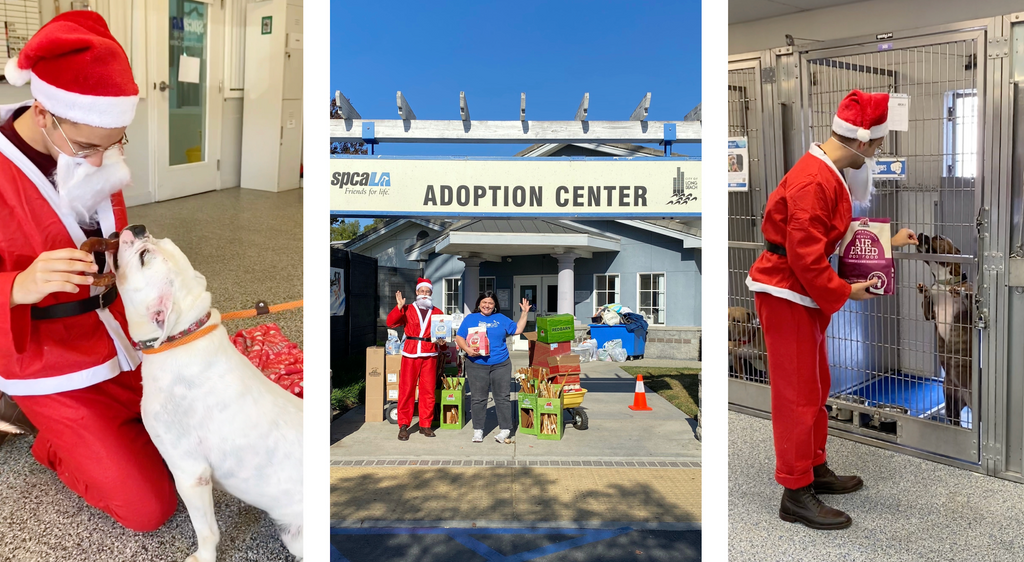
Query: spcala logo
446,393,455,400
545,401,553,409
331,171,390,187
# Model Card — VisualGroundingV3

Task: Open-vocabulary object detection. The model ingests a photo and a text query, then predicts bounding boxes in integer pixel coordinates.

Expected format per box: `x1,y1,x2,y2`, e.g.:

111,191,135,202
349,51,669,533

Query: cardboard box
386,384,400,402
385,355,402,383
551,373,581,386
535,385,565,441
518,393,537,436
536,314,575,344
365,347,386,422
525,332,572,367
439,378,468,430
547,354,581,375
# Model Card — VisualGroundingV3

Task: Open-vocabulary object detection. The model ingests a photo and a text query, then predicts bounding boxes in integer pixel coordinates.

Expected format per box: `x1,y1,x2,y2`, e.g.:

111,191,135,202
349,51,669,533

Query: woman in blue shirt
455,291,530,443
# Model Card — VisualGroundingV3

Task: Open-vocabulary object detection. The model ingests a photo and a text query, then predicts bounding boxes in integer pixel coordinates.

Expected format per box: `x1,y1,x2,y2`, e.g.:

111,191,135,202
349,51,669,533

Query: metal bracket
361,122,377,144
1009,258,1024,287
772,46,793,55
662,123,676,156
761,67,777,84
988,37,1009,59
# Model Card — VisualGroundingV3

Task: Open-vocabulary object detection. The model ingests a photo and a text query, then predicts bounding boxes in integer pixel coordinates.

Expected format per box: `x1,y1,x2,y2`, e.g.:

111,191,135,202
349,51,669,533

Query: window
480,277,495,296
594,274,620,313
943,90,978,178
444,278,461,315
638,273,666,325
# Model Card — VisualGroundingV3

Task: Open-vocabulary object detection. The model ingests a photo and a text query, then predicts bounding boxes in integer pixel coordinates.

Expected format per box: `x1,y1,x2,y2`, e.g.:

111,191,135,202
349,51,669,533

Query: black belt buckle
31,285,118,320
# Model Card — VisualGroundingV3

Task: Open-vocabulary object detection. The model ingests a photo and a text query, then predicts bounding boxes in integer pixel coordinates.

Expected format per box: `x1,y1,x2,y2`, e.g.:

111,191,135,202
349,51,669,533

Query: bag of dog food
467,325,490,356
431,314,452,341
837,217,895,295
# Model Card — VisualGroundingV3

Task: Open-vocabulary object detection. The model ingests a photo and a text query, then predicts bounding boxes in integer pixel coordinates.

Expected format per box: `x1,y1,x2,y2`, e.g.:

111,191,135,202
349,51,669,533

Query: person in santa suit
386,278,448,440
746,90,918,530
0,12,176,531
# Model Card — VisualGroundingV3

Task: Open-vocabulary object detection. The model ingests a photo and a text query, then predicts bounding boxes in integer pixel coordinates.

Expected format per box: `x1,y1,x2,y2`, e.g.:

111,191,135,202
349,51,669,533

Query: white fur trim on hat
3,57,32,87
30,72,138,128
416,281,432,291
833,115,887,141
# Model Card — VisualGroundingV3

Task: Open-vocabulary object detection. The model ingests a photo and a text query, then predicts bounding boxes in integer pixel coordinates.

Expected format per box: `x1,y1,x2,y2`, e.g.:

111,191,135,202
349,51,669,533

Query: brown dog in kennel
728,307,769,383
914,233,974,425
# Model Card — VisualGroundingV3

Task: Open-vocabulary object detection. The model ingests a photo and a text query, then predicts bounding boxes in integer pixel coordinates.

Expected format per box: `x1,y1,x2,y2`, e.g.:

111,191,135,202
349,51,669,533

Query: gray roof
403,219,617,256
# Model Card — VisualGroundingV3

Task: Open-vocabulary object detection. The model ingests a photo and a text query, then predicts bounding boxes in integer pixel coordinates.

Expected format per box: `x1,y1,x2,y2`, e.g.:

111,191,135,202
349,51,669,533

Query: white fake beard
844,158,875,205
53,148,132,229
414,296,433,310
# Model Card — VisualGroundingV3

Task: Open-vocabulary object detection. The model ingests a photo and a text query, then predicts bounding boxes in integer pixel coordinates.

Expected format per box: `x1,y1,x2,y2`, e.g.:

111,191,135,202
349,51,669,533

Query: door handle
158,81,173,92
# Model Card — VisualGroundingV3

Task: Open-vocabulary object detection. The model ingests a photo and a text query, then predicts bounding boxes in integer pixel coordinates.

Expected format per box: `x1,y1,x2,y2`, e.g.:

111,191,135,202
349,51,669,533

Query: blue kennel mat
836,371,946,419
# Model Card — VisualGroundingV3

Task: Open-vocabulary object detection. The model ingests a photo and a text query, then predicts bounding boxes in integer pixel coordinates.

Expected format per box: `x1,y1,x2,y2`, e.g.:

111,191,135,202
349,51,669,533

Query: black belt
31,286,118,320
765,241,787,257
406,335,432,342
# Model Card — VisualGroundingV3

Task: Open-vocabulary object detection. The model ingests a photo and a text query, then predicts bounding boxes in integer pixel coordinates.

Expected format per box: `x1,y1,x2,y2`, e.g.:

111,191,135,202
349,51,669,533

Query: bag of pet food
385,329,402,355
431,314,452,341
467,325,490,356
837,217,895,295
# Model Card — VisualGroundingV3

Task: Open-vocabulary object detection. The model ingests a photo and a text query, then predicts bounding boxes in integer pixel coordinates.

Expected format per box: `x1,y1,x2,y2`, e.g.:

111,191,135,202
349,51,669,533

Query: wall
221,98,244,188
358,222,444,269
729,0,1021,54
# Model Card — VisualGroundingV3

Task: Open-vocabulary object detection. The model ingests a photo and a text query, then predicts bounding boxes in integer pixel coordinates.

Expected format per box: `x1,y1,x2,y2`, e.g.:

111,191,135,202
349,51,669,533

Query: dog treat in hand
838,218,895,295
90,272,117,288
79,237,119,254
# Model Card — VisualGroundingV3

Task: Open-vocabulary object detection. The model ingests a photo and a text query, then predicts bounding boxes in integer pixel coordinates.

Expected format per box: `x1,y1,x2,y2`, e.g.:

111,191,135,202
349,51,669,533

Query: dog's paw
917,283,927,293
185,554,214,562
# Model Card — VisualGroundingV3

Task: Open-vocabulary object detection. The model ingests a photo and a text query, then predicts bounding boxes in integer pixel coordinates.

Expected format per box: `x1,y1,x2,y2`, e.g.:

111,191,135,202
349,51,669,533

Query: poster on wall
728,137,749,192
331,268,345,316
330,158,701,217
497,289,511,310
873,157,907,180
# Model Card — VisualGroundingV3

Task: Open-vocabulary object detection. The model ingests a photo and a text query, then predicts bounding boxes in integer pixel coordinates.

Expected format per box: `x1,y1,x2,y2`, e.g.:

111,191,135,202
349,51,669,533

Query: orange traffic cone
628,374,653,411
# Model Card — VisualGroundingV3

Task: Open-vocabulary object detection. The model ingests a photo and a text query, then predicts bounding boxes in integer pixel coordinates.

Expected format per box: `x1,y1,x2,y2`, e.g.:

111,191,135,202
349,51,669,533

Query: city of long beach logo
667,166,698,205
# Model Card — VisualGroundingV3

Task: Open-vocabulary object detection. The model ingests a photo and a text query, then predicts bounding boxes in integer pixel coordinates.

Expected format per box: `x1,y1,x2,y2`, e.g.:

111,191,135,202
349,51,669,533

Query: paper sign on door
178,55,201,84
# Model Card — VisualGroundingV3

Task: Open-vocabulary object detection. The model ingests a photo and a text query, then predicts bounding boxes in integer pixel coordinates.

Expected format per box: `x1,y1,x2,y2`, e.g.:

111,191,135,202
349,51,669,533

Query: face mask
844,158,876,204
53,148,132,228
835,141,878,205
415,295,433,310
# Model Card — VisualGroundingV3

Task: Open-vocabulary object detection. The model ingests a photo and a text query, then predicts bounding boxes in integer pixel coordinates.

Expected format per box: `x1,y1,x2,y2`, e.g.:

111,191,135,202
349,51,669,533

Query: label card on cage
889,94,910,132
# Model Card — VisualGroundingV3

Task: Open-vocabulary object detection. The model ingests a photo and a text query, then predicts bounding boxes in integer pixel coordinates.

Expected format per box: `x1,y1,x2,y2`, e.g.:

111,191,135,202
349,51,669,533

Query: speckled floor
729,411,1024,562
0,188,302,562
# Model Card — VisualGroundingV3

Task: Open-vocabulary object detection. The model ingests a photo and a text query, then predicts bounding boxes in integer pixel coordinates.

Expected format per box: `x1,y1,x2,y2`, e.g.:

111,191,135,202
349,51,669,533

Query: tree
331,217,361,242
363,219,387,233
331,96,369,155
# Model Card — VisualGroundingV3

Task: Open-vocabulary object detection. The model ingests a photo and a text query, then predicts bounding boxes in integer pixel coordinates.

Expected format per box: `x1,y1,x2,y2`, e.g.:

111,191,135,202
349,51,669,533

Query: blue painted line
330,543,350,562
331,154,700,160
330,526,636,562
506,527,633,562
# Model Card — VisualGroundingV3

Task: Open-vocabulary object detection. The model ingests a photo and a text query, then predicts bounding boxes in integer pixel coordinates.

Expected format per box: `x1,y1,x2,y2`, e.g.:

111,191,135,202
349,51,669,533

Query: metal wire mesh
806,41,979,428
728,65,769,385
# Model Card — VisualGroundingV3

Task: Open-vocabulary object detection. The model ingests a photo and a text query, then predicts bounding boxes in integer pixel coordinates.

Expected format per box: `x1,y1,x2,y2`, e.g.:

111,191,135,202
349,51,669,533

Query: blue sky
331,0,701,162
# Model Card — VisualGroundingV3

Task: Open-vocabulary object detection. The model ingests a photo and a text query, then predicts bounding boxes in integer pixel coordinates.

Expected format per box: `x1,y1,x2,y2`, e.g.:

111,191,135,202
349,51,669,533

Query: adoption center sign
330,158,701,216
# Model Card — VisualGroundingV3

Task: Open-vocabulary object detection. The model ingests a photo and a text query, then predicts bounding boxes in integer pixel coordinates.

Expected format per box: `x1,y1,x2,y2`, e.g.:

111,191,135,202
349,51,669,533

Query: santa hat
416,278,433,292
832,90,889,143
3,11,138,128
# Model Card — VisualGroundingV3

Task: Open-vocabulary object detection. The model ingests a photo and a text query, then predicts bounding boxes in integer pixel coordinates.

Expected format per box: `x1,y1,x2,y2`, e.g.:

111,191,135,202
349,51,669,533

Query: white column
551,252,580,316
458,255,486,315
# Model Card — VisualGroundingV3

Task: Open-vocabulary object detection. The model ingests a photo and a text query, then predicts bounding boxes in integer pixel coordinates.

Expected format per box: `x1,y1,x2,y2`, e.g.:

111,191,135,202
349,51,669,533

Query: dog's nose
126,224,148,239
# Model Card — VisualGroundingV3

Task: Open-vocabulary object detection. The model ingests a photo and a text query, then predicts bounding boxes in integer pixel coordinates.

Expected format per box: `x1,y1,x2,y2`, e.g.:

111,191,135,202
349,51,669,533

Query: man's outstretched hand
11,249,98,307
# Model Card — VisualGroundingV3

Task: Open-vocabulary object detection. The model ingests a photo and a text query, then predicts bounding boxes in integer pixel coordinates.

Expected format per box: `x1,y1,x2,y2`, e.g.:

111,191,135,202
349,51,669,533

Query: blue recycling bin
589,324,646,358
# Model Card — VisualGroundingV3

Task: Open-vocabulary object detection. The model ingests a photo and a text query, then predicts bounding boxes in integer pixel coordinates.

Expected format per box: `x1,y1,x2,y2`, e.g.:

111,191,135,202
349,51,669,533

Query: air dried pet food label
838,218,894,295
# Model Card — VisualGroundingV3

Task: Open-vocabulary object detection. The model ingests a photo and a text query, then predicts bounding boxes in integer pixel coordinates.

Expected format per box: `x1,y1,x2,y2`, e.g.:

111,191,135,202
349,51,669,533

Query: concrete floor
0,188,302,562
729,410,1024,561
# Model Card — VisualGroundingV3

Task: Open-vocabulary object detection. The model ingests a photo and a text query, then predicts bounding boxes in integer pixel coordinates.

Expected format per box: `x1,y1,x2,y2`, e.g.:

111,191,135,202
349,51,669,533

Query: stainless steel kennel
728,13,1024,480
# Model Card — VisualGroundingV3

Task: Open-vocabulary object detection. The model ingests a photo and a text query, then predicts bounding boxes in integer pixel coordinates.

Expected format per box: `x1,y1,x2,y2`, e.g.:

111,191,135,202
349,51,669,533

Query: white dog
114,225,303,562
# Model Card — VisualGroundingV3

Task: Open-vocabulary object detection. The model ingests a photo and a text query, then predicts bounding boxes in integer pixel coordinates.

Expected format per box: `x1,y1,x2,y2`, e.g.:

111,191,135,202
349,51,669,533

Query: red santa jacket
386,303,446,358
0,101,140,396
747,144,854,317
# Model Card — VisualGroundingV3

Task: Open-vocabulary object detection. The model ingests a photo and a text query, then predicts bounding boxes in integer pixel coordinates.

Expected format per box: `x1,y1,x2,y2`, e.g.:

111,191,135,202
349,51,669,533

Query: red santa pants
13,368,177,532
398,355,437,428
755,292,833,489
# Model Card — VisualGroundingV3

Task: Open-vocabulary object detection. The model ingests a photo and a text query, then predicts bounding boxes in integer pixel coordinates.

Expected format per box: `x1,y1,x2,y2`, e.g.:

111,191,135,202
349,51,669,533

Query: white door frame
148,0,225,202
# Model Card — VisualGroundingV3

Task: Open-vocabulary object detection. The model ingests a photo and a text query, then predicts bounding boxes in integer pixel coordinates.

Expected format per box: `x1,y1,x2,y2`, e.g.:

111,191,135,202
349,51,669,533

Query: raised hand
396,290,406,308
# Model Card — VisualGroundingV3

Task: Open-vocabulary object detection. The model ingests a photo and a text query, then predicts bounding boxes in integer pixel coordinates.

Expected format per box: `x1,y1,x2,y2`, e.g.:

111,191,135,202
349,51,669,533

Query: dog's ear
746,310,754,324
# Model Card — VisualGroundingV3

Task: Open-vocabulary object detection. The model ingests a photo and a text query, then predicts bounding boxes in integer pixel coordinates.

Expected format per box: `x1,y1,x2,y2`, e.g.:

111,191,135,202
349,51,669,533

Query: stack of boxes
519,314,582,441
365,346,436,426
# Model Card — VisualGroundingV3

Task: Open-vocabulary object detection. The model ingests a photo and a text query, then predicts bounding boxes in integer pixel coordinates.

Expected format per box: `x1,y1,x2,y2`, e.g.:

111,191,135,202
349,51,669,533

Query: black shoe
398,425,410,441
812,462,864,495
779,486,852,530
419,426,436,437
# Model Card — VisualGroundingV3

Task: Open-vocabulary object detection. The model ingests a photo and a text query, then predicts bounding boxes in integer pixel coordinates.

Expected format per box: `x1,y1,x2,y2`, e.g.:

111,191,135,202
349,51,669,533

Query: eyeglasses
42,112,128,158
